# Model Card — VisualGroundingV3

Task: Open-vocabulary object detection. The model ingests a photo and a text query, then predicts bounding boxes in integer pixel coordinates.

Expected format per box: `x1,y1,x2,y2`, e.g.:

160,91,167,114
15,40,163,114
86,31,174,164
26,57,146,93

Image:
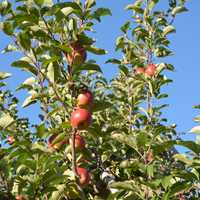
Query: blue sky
0,1,200,146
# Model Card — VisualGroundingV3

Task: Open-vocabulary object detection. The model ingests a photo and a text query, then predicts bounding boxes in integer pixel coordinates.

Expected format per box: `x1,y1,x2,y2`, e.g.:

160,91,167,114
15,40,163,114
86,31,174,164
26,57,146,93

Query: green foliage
0,0,198,200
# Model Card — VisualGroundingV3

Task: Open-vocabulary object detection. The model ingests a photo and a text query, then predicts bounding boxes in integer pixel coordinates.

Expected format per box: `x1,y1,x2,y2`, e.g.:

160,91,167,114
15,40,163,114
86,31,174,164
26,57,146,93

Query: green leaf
0,72,11,80
0,112,14,129
12,60,38,75
172,6,188,16
85,0,96,9
85,46,107,55
125,4,144,14
2,22,13,35
163,25,176,36
22,95,37,108
121,21,131,33
105,58,121,64
111,132,137,150
173,154,193,165
73,62,102,73
92,100,112,112
110,181,137,190
61,7,74,16
47,63,55,83
161,176,173,189
92,8,112,22
148,0,159,10
18,32,31,50
34,0,53,7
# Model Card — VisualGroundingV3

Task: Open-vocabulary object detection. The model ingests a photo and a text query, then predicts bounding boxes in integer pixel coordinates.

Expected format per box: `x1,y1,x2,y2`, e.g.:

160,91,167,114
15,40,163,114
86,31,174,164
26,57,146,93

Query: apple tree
0,0,199,200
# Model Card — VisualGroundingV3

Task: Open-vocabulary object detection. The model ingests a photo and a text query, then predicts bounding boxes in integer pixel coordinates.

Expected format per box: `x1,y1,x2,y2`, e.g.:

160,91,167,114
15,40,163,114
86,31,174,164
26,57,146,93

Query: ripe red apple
70,108,92,129
48,134,67,150
145,64,156,76
135,67,145,75
16,195,25,200
7,135,15,145
77,90,93,107
76,167,90,186
66,42,87,66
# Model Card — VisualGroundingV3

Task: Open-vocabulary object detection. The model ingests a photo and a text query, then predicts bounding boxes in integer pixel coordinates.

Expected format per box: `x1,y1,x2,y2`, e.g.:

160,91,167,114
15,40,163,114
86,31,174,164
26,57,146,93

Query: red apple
7,135,15,145
70,108,92,129
76,167,90,186
66,42,87,66
77,90,93,107
135,67,145,75
16,195,25,200
145,64,156,76
48,134,67,150
70,134,85,150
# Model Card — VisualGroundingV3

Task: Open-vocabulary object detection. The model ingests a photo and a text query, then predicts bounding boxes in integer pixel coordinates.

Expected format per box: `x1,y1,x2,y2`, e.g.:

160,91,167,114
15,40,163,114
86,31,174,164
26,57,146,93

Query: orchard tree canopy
0,0,199,200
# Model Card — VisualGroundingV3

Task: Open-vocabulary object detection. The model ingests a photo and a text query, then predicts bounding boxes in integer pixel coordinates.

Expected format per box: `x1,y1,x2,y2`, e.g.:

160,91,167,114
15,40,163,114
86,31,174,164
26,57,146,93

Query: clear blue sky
0,1,200,146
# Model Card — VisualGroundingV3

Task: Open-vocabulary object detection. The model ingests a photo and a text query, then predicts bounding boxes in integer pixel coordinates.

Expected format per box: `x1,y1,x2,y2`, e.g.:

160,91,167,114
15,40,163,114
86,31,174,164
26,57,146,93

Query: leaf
189,126,200,134
12,60,38,75
148,0,159,11
173,154,193,165
92,8,112,22
110,181,137,190
161,176,173,189
73,62,102,73
0,112,14,129
125,4,144,14
92,100,112,112
172,6,188,16
85,0,96,9
0,72,11,80
22,95,37,108
111,132,137,150
85,46,107,55
47,63,55,83
1,44,18,53
2,22,13,35
105,58,121,64
121,21,131,33
34,0,53,7
61,7,74,16
18,32,31,50
163,25,176,36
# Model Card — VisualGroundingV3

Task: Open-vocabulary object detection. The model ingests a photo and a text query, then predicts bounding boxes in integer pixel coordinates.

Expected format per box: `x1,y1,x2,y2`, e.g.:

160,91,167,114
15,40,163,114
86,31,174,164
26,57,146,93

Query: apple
77,90,93,107
70,108,92,129
7,135,15,145
66,42,87,66
70,134,85,150
48,134,67,150
16,195,25,200
76,167,90,186
135,67,145,75
145,64,156,76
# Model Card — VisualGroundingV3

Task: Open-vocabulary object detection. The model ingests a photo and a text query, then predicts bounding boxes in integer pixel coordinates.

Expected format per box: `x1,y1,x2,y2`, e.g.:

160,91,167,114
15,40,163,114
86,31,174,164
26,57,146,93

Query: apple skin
70,108,92,129
66,42,87,66
77,90,93,107
70,134,85,150
48,134,67,150
7,135,15,145
135,67,145,75
16,195,25,200
145,64,156,76
76,167,90,186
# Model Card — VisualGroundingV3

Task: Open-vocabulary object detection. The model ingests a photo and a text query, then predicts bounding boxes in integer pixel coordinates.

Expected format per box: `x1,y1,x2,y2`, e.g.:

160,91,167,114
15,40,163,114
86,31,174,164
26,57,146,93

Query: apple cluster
70,90,93,186
135,64,157,77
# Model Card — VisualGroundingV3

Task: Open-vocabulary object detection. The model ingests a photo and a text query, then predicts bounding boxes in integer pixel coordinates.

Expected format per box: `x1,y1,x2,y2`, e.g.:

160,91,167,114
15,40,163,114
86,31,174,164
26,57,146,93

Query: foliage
0,0,198,200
